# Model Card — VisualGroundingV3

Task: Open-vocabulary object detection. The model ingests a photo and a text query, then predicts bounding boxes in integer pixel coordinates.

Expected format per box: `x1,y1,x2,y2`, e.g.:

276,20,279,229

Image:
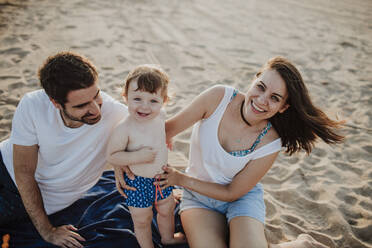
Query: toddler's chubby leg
129,206,154,248
156,193,186,245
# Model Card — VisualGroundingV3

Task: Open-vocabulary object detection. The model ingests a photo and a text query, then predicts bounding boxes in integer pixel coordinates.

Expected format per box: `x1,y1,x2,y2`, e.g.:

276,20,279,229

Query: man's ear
50,98,63,110
279,103,290,113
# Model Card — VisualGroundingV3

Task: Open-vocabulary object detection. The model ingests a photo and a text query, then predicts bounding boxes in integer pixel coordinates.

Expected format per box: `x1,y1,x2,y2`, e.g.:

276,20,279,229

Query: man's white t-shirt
0,89,127,215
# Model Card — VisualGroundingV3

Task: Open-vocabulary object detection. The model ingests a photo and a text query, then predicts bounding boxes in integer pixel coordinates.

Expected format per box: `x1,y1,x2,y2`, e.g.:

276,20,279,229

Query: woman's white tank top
186,85,282,184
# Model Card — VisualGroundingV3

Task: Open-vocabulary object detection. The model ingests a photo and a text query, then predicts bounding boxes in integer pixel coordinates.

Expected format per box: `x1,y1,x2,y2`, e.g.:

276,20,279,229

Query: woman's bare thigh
181,208,228,248
229,216,267,248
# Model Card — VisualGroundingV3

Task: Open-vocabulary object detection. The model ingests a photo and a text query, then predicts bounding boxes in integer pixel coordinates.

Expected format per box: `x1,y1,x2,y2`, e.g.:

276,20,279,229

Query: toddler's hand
140,146,157,163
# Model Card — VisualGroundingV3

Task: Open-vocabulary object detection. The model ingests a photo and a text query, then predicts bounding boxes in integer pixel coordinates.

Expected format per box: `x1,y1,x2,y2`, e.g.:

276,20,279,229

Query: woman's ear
279,103,290,113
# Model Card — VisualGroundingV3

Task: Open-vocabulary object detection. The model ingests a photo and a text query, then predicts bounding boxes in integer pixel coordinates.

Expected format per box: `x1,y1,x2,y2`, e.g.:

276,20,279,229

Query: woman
156,56,343,248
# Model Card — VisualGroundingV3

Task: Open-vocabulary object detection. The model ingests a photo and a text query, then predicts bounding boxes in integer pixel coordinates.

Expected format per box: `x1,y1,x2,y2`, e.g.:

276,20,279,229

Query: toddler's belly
129,149,167,178
129,163,164,178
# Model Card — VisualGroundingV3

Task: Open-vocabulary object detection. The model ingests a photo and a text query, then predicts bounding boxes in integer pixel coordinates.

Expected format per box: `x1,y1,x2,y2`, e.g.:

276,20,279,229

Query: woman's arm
157,151,279,202
165,85,225,141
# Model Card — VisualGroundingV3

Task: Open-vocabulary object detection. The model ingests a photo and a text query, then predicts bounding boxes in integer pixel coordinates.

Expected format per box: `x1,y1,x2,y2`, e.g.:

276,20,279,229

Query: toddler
107,65,185,248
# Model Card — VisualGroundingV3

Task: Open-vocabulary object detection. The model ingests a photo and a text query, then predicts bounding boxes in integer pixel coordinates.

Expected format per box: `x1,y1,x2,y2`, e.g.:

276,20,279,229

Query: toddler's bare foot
274,234,329,248
161,232,186,245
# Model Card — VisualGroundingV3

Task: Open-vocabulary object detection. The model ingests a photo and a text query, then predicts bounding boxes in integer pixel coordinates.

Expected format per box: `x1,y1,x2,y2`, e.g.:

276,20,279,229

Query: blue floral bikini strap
250,122,272,151
229,122,273,157
230,89,238,102
228,88,272,157
230,89,239,102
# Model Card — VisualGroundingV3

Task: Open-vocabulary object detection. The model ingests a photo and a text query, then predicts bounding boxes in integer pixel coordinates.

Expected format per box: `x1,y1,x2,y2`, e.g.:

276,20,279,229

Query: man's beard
62,106,102,126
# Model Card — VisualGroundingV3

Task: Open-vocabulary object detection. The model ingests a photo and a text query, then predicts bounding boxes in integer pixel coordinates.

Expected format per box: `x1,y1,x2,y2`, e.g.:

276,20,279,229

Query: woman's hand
166,137,173,150
154,165,185,189
113,164,136,198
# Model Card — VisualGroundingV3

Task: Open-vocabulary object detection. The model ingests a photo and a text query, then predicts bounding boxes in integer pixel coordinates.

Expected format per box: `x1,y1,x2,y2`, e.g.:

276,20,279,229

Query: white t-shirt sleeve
100,91,128,123
10,94,38,146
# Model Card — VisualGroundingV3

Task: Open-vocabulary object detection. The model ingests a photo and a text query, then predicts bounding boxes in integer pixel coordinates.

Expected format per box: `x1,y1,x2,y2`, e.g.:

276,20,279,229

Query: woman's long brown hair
260,57,344,155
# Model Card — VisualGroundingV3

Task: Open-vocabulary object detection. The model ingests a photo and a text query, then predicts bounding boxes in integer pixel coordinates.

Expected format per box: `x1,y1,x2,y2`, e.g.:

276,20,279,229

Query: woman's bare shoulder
201,85,227,118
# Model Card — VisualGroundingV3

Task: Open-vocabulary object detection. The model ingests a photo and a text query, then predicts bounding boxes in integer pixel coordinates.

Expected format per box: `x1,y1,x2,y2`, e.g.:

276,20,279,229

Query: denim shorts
180,183,265,223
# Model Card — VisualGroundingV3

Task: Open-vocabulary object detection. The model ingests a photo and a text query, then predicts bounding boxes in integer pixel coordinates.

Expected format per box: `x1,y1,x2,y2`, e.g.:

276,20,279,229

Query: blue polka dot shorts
124,174,173,208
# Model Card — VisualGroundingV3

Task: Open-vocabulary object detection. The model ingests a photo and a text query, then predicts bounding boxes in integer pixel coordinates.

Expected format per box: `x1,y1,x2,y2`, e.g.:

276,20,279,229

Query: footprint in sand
22,69,34,78
362,145,372,154
360,200,372,211
0,76,21,81
333,161,363,176
264,199,277,219
8,82,26,91
336,190,358,205
0,47,29,60
20,34,29,41
339,203,363,224
312,147,327,157
4,96,19,106
303,156,321,166
181,66,205,71
31,44,40,50
353,184,372,198
351,225,372,244
116,55,128,64
339,41,357,48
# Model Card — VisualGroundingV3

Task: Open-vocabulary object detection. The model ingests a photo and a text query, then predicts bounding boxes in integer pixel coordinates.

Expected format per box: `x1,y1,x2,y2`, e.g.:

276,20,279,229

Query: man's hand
42,225,85,248
114,165,136,198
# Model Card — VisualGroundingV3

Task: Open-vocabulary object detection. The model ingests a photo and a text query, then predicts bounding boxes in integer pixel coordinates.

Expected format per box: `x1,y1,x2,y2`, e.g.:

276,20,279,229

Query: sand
0,0,371,247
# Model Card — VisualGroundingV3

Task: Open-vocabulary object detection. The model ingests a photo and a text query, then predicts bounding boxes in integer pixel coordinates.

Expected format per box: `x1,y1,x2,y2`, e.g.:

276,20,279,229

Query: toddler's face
126,80,164,122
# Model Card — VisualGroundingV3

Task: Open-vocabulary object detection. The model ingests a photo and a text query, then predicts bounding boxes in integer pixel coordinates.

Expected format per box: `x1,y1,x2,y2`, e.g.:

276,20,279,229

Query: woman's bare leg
229,216,268,248
181,208,228,248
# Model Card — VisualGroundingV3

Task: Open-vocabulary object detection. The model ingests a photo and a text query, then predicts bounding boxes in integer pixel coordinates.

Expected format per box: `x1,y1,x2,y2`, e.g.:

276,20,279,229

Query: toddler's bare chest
127,122,166,150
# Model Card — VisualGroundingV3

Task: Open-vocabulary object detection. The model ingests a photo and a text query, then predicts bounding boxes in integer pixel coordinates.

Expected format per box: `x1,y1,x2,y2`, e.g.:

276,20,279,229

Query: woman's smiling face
243,69,290,122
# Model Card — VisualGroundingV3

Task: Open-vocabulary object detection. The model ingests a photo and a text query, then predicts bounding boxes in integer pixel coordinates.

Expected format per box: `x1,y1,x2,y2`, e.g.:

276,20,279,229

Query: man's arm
13,144,85,247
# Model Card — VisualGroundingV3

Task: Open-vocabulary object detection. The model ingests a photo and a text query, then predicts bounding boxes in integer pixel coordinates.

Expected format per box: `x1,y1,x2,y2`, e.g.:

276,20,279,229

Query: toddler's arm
106,122,156,167
108,147,156,166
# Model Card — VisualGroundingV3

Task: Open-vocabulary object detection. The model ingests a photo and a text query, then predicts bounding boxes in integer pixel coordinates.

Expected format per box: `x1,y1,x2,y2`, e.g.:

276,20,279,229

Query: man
0,52,128,247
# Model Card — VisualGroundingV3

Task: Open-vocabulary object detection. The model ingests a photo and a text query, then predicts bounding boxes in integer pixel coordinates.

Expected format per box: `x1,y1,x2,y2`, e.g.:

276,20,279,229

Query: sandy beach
0,0,371,247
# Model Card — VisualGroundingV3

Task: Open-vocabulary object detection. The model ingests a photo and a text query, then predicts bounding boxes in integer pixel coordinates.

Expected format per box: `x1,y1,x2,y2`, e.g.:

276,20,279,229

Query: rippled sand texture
0,0,371,247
